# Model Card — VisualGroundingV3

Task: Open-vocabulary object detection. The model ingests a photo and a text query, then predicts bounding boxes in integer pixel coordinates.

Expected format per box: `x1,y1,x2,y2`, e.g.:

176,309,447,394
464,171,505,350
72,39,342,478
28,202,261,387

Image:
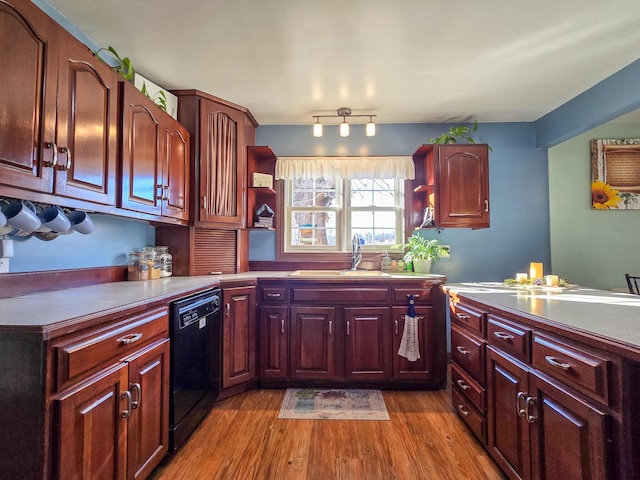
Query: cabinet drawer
449,300,484,335
451,324,485,385
452,363,486,413
532,333,610,405
54,307,169,390
452,387,486,444
487,315,531,363
260,286,288,303
391,287,431,305
292,287,389,304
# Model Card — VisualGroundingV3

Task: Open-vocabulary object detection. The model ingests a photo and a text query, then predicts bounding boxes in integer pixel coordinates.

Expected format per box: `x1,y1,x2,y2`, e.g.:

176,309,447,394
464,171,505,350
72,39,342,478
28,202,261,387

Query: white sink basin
289,270,389,277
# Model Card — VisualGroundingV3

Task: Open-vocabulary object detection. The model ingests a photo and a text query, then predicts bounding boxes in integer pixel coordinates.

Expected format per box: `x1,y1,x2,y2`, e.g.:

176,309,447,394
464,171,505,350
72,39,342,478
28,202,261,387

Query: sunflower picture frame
591,138,640,209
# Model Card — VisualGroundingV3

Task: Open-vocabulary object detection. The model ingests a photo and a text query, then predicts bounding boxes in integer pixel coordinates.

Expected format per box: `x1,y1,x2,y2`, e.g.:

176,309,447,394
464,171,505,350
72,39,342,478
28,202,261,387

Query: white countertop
444,282,640,357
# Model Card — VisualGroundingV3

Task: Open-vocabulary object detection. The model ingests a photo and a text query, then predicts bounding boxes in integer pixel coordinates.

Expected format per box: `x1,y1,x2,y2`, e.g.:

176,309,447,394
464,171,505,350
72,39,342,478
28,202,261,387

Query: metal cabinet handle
456,379,470,391
225,302,230,317
516,391,527,417
202,195,207,210
406,294,420,298
156,184,164,201
455,313,470,321
281,319,285,335
346,320,350,336
57,146,72,171
44,142,58,167
456,345,471,356
394,320,399,335
485,199,489,212
328,320,332,336
117,333,143,345
164,185,169,201
525,396,537,424
544,355,571,370
266,293,281,298
457,404,471,416
493,331,515,341
130,383,141,409
121,390,132,418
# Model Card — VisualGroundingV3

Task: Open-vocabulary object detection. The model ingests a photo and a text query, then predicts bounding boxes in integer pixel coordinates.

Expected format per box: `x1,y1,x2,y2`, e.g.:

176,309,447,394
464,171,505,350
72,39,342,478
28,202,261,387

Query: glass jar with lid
143,246,161,279
127,250,149,281
155,246,173,277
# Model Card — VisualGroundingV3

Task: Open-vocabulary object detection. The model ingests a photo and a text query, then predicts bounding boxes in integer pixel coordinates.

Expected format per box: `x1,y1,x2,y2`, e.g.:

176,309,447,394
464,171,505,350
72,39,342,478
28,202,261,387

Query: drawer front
487,316,531,363
449,300,484,335
260,286,288,304
55,306,169,390
452,387,486,444
391,287,431,305
451,324,485,385
532,333,610,405
452,362,486,413
292,287,389,304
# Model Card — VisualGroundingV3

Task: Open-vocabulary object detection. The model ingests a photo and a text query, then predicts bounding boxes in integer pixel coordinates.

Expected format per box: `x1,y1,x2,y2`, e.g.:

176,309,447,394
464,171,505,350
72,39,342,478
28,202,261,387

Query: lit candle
545,275,559,287
529,262,544,281
516,273,528,284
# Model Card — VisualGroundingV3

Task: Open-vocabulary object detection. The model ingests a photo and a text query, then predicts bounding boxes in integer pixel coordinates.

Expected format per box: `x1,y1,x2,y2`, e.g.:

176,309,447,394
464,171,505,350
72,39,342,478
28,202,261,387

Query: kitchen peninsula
444,282,640,480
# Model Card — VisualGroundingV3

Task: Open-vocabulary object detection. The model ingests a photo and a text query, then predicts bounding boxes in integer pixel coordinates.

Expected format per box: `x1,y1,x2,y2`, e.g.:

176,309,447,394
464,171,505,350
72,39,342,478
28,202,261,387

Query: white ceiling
45,0,640,126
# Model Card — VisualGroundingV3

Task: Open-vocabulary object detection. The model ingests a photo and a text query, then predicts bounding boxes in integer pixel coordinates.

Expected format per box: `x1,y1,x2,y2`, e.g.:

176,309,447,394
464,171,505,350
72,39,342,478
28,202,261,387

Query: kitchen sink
289,270,389,277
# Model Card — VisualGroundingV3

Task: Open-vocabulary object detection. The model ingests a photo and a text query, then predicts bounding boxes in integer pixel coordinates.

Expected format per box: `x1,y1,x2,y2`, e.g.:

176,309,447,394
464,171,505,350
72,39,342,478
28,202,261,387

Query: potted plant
402,235,448,273
429,119,492,150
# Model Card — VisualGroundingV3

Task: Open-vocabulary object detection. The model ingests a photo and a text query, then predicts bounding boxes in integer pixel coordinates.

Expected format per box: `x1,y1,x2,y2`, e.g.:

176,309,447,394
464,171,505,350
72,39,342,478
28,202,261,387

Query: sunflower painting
591,139,640,209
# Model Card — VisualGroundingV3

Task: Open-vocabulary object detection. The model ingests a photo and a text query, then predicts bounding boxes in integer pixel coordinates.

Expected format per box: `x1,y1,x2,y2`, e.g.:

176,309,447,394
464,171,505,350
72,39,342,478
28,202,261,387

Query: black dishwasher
169,288,222,450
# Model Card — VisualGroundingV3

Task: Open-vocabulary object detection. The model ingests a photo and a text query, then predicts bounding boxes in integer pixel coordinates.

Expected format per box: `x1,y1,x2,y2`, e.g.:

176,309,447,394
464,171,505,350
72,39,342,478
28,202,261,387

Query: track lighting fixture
311,107,377,137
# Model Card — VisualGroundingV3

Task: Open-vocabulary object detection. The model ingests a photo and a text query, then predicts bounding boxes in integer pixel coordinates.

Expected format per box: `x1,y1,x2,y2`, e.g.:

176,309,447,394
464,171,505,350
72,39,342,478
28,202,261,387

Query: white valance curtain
275,156,415,180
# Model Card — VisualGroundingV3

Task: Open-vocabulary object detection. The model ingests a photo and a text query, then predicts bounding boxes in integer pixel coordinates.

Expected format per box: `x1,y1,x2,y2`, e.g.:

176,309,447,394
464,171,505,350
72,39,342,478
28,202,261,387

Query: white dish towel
398,295,420,362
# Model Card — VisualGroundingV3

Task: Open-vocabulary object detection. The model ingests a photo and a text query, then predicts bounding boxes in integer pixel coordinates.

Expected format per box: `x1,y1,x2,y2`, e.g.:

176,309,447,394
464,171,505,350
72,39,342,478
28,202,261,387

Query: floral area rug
278,388,390,420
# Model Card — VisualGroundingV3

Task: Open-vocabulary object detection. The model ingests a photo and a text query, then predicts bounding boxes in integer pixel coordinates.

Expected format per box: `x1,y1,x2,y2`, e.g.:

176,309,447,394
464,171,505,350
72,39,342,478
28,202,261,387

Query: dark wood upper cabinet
0,0,58,194
120,81,190,220
412,144,490,229
0,0,119,206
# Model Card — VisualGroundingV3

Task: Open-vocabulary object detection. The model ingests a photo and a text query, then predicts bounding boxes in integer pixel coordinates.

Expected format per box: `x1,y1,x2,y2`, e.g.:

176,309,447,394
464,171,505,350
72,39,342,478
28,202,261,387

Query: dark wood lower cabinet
344,307,391,380
487,346,610,480
391,306,435,380
259,306,289,379
290,306,335,380
222,286,256,389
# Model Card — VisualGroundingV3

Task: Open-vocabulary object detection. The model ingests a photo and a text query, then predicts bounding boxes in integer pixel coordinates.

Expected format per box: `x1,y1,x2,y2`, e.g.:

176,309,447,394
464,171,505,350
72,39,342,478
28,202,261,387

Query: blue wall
256,122,551,283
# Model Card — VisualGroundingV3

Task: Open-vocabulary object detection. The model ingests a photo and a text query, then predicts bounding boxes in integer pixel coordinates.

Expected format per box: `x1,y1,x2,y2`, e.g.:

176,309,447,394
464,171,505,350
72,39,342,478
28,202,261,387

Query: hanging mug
3,200,41,233
68,210,94,234
38,205,72,233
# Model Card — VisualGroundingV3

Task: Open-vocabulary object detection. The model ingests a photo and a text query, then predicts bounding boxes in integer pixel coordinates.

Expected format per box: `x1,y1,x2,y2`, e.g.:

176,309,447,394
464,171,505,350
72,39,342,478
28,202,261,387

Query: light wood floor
151,380,505,480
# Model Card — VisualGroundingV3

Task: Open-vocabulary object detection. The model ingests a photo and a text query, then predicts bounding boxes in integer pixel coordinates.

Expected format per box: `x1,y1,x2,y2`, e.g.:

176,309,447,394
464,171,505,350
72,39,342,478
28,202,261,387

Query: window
285,177,404,252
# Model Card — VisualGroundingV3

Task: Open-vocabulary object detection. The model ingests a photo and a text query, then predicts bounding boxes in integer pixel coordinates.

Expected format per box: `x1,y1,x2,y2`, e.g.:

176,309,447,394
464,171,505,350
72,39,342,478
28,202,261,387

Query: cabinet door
436,144,489,228
126,339,170,480
198,100,245,226
259,306,289,379
529,373,609,480
120,82,162,215
54,30,118,205
0,0,57,193
345,307,391,381
55,363,129,480
486,346,532,480
290,306,335,380
162,121,190,220
222,286,256,388
391,306,434,380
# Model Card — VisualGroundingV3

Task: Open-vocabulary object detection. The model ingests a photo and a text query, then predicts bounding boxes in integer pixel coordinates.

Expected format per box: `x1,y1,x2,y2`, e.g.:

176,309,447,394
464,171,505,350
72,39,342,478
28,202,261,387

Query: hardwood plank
151,384,505,480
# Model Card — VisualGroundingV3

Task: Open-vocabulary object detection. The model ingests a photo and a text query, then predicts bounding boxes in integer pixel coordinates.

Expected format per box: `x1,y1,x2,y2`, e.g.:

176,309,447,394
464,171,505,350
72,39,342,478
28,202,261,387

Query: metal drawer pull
525,396,537,424
516,391,527,417
266,293,281,297
544,355,571,370
457,404,471,416
406,294,420,298
130,383,141,409
121,390,132,418
281,319,285,334
456,313,471,321
493,331,515,341
456,379,470,391
117,333,143,345
456,346,471,356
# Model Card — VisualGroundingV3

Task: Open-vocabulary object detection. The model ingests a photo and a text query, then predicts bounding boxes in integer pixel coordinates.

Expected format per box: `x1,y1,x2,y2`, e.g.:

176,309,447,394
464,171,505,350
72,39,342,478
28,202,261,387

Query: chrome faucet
351,233,362,270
